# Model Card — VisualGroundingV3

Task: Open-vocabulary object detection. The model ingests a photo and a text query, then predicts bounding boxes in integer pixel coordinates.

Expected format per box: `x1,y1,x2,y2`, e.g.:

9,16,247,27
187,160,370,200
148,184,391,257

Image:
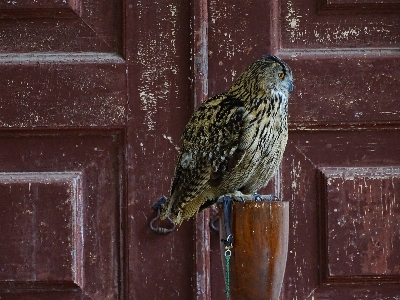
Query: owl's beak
288,81,294,93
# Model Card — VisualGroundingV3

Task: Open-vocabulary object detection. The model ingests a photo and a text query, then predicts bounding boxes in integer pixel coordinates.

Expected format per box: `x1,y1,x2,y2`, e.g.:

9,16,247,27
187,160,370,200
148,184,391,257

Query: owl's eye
278,72,285,79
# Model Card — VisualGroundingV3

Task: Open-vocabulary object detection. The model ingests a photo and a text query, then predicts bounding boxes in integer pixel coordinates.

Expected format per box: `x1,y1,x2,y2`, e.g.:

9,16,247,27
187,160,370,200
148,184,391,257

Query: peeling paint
322,165,400,278
209,0,257,83
162,134,180,151
322,166,400,181
136,2,180,131
285,0,303,43
0,67,126,127
283,1,397,48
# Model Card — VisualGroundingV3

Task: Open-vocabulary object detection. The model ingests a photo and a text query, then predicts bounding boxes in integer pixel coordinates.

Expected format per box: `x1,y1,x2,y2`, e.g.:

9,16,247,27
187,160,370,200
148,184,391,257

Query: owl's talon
150,196,176,234
216,195,225,203
251,193,263,201
217,192,247,203
237,195,246,203
230,191,247,202
152,195,167,211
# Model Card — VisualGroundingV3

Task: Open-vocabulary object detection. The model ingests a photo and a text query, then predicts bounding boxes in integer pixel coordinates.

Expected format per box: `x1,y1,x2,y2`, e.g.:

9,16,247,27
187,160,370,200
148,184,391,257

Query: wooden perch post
219,198,289,300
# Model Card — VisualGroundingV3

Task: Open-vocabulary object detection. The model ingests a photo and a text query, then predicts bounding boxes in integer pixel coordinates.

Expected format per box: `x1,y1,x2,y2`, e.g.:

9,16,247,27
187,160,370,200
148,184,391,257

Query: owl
159,55,293,225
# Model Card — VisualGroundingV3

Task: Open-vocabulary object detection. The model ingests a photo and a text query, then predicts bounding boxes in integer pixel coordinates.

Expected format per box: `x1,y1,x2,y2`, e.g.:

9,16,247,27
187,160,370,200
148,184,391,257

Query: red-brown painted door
1,1,399,299
0,1,127,299
0,0,196,299
208,0,400,299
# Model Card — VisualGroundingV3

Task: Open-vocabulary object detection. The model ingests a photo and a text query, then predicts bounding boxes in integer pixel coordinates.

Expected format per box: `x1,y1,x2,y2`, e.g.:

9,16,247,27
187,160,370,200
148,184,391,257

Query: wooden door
0,0,197,299
208,0,400,299
1,0,399,299
0,1,127,299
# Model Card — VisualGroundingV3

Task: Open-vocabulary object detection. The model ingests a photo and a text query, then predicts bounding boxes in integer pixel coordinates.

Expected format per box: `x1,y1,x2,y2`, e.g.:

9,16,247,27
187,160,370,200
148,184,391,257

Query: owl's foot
150,195,176,234
212,192,245,232
151,195,167,211
217,191,250,203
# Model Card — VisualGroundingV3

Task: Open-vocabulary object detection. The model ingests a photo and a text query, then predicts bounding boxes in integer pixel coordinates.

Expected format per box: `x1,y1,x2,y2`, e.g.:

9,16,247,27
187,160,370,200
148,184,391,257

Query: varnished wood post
219,199,289,300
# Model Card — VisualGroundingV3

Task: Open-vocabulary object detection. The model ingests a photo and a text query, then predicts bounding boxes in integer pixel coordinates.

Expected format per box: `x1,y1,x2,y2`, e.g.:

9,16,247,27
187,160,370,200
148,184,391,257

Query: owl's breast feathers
161,91,288,224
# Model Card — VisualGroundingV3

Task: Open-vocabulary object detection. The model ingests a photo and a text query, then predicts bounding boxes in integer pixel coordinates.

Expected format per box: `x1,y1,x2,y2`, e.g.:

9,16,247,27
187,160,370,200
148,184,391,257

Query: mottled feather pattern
164,95,246,218
161,56,293,225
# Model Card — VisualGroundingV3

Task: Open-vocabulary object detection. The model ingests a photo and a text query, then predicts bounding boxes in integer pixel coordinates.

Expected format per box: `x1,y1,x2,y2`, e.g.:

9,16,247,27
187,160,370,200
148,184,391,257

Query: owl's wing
167,94,246,217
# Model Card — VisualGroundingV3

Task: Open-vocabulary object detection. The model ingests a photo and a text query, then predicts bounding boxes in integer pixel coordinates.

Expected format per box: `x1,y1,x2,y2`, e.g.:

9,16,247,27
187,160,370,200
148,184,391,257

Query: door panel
285,57,400,125
321,166,400,281
282,0,400,49
281,129,400,298
0,132,124,299
0,64,126,127
0,0,121,53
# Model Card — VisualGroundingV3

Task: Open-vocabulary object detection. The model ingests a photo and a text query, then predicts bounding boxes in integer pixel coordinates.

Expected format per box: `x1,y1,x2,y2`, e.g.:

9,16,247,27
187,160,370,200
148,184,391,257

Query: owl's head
229,55,294,99
261,55,293,94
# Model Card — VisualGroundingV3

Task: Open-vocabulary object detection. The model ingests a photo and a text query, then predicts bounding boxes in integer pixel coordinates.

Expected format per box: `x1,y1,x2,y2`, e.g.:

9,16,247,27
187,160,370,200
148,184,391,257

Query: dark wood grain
219,200,289,300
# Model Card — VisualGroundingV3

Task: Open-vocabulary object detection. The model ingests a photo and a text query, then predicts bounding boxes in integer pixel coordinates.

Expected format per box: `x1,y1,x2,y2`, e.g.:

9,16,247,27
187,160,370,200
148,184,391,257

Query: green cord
224,248,232,299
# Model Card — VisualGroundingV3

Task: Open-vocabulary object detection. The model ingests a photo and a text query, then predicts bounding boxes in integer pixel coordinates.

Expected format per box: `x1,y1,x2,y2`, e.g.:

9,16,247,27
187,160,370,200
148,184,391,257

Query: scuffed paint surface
280,130,400,299
285,0,302,43
208,0,271,97
0,1,121,54
136,1,180,131
127,1,194,300
322,166,400,278
0,63,126,127
282,0,399,49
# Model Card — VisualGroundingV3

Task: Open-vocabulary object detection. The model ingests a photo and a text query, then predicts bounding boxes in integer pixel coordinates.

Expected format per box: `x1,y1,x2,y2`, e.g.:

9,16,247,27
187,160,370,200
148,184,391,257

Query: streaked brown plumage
161,55,294,225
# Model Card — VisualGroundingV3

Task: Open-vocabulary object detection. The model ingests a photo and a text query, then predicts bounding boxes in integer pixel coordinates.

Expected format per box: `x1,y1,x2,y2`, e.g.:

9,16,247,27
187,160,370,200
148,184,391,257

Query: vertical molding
194,210,211,300
191,0,208,110
191,0,211,299
270,0,281,55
